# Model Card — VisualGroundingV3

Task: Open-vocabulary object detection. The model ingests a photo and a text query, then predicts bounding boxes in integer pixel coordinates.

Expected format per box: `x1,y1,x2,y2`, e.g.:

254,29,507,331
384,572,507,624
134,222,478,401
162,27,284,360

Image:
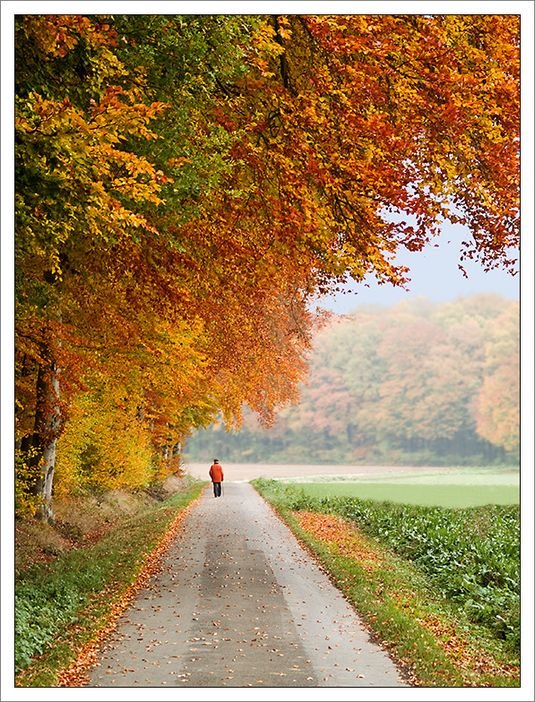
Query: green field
280,469,519,508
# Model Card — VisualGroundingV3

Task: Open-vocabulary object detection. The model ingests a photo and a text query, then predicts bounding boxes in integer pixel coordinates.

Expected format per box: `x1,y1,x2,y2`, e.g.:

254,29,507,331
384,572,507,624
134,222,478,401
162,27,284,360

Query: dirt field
183,462,456,482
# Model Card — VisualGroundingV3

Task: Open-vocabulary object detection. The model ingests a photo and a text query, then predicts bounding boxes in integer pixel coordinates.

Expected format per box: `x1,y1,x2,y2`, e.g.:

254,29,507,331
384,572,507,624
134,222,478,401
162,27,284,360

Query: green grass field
280,469,519,508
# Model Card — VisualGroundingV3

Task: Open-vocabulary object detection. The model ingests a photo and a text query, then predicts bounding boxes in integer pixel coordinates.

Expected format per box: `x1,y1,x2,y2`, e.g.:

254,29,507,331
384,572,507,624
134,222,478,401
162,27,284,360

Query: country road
87,482,407,688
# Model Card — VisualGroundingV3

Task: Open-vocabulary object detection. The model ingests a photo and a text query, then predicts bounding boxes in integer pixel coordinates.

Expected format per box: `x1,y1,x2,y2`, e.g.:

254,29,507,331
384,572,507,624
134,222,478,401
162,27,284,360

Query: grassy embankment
252,477,520,688
15,477,205,687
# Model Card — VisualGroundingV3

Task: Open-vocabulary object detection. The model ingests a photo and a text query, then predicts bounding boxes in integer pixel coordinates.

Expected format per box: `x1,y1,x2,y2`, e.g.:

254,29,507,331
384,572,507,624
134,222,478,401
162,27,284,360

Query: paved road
87,482,407,688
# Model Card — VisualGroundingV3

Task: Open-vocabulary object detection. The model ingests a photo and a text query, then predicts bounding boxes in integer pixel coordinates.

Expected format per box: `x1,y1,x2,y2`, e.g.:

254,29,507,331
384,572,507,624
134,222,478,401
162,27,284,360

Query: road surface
87,482,407,688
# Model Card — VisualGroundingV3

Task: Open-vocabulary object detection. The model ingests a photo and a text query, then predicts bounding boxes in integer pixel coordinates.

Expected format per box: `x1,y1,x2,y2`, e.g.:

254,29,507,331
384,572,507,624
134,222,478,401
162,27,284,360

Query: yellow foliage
55,389,154,494
15,447,41,518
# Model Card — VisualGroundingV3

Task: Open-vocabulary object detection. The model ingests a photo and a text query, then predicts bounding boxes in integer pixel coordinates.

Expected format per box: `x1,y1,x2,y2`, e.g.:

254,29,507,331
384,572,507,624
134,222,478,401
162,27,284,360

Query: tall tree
15,14,519,517
15,16,170,518
474,304,520,455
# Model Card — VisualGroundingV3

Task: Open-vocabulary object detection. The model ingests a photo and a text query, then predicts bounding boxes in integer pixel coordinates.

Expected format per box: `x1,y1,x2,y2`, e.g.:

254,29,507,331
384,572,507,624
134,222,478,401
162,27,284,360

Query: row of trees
186,296,519,465
15,15,519,517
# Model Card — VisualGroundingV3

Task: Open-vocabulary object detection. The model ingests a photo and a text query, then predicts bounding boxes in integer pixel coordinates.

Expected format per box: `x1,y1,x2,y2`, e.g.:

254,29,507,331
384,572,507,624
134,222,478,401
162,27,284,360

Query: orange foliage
295,511,384,573
15,14,519,509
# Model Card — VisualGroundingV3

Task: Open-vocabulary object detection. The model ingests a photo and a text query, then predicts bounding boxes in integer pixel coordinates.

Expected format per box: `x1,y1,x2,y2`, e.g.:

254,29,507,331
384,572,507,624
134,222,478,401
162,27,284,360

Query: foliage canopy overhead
14,14,519,513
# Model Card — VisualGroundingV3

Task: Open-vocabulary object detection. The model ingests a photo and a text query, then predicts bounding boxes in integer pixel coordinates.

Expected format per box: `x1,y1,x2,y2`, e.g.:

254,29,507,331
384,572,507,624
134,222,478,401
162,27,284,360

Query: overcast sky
317,221,520,314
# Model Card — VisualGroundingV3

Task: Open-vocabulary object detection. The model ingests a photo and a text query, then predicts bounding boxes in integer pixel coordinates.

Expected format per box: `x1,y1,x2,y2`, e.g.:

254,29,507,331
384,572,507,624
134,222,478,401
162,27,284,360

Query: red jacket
209,463,224,482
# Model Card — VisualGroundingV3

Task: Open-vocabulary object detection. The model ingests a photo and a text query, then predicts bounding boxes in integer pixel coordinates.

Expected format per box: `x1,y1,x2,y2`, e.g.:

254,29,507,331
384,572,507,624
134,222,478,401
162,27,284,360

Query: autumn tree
15,16,173,517
186,297,519,465
474,303,520,456
15,14,519,517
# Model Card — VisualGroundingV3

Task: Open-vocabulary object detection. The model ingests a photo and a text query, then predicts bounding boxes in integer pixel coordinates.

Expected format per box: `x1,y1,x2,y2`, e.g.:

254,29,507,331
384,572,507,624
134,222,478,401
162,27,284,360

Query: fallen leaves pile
414,613,519,681
57,496,201,687
295,510,385,572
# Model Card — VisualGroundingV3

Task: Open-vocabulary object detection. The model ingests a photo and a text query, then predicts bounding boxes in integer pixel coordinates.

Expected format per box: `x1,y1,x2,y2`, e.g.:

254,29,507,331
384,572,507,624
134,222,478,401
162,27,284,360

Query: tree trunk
38,433,57,521
33,346,61,522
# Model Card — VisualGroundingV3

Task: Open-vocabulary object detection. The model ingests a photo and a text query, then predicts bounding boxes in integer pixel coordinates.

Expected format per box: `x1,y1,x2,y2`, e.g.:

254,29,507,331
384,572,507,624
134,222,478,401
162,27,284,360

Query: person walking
209,458,224,497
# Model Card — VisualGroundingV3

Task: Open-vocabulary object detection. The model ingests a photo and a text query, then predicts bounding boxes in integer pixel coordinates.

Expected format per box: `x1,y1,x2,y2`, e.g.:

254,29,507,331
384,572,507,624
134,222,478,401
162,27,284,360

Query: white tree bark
35,351,61,522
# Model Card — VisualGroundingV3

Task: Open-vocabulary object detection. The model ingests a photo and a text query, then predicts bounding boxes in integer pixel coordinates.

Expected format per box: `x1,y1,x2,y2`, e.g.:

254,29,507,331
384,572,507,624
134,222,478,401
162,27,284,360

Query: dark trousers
212,482,222,497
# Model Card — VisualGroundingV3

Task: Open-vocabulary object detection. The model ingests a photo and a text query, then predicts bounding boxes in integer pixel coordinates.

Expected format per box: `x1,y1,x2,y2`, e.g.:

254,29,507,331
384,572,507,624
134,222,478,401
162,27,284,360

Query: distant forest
185,296,519,466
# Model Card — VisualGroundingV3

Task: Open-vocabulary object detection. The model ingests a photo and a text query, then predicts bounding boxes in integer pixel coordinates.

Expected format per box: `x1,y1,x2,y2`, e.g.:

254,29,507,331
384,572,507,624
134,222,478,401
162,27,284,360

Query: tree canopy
14,14,519,517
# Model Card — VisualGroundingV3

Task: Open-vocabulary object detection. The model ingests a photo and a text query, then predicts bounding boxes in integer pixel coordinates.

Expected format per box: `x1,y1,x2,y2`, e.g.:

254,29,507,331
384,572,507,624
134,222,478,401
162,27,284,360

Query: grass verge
15,479,205,687
252,478,519,688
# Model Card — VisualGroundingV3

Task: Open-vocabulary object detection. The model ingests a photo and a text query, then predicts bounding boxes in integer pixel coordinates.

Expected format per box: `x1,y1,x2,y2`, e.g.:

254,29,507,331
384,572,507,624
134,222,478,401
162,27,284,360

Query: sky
316,220,521,315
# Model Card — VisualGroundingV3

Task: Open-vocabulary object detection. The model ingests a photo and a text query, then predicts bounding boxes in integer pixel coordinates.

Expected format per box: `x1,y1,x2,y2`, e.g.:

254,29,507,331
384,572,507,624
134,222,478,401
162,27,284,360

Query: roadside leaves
56,495,201,687
292,510,519,686
253,479,520,687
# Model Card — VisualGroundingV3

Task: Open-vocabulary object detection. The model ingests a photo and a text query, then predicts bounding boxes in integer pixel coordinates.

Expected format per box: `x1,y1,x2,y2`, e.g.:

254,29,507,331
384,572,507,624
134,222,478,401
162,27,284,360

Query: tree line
14,15,519,517
186,296,519,466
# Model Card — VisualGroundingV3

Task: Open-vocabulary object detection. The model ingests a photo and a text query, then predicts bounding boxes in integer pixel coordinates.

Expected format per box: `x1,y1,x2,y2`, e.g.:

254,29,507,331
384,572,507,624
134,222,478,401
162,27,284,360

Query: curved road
87,482,407,688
